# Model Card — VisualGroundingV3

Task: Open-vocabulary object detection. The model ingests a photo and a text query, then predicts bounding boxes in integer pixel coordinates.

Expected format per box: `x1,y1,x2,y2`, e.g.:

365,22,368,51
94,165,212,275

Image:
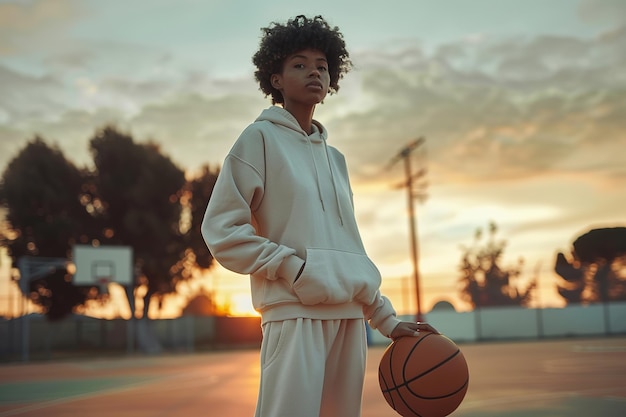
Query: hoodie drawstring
306,136,344,226
323,140,344,226
306,137,326,212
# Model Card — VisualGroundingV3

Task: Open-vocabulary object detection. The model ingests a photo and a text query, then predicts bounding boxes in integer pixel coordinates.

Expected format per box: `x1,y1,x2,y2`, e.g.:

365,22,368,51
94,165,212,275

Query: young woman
202,15,437,417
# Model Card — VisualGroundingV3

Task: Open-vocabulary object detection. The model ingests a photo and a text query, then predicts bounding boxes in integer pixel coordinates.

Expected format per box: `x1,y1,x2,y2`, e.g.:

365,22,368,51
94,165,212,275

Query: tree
0,138,98,319
87,126,218,318
458,221,536,308
181,288,230,317
555,226,626,304
184,164,219,270
0,128,220,320
0,137,96,259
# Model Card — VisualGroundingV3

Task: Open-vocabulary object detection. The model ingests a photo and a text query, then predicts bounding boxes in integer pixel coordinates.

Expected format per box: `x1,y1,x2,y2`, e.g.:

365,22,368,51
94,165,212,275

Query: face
271,48,330,107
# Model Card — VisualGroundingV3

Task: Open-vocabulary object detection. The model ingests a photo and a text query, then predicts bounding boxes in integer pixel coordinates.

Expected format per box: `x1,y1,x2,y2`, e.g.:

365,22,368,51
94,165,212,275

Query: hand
390,321,439,340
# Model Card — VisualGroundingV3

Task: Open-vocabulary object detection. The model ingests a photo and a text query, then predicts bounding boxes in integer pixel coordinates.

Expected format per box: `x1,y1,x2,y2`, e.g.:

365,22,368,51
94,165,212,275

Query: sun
229,294,260,317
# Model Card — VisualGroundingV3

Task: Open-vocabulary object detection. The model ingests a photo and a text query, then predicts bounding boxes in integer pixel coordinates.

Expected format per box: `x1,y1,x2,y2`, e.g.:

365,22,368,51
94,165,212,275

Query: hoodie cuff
366,295,402,338
377,315,403,338
277,255,305,285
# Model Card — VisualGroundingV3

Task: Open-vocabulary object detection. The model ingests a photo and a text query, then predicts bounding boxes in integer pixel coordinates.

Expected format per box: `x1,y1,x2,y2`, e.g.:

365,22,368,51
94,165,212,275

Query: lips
306,81,323,89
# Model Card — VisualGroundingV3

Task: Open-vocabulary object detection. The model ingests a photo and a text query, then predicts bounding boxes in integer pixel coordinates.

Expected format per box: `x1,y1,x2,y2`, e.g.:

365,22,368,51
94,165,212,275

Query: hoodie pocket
292,248,381,306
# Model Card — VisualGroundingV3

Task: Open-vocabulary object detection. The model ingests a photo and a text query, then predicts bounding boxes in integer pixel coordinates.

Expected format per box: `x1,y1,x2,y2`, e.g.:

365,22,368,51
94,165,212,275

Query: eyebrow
289,54,328,63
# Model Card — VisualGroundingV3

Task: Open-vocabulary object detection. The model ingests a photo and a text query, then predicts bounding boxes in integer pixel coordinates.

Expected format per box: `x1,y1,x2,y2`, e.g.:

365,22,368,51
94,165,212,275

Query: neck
283,102,316,134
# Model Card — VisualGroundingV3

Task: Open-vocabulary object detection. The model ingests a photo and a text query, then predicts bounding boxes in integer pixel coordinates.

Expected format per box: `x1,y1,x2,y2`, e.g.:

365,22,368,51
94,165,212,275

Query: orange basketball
378,332,469,417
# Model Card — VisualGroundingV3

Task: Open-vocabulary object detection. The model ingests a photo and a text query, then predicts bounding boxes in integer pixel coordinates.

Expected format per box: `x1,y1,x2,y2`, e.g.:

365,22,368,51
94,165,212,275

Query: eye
318,66,328,72
294,63,305,69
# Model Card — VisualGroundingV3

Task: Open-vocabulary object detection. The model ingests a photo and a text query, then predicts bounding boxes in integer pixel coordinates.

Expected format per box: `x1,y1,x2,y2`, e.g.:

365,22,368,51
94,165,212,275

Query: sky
1,0,625,316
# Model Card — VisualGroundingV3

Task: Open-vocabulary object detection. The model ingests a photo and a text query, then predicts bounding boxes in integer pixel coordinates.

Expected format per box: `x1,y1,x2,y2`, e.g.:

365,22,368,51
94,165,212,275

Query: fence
2,302,625,362
0,315,262,362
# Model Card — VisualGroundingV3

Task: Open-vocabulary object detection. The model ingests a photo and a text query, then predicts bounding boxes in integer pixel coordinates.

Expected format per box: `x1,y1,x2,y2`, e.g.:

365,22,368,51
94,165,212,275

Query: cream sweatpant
254,318,368,417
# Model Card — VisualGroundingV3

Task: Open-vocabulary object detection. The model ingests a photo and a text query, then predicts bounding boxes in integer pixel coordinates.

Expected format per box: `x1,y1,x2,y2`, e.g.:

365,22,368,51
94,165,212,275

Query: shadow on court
0,337,625,417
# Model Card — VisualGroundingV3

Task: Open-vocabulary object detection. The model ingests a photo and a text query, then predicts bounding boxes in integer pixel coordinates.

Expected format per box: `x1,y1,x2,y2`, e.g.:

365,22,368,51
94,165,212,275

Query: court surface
1,336,625,417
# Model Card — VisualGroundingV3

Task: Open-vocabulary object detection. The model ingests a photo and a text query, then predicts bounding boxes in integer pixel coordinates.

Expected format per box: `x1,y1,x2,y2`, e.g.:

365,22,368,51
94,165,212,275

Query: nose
309,67,321,78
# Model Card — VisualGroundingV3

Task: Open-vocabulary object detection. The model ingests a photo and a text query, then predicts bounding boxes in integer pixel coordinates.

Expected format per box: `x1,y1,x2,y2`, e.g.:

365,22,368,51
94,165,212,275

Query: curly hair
252,15,352,104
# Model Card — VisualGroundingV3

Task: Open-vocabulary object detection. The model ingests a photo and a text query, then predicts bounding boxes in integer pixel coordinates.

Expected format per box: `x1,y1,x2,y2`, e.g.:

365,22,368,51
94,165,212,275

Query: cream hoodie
202,106,401,337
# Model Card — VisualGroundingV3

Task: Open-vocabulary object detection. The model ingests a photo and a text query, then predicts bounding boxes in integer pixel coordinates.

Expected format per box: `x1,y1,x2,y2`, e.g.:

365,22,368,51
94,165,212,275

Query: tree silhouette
88,126,190,317
0,138,98,319
458,221,536,308
0,137,96,259
184,165,219,270
555,226,626,304
87,126,220,318
0,128,220,320
181,288,230,317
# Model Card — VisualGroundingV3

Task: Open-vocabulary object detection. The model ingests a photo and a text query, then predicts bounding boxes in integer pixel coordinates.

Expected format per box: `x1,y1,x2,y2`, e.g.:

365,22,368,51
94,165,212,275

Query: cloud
0,106,128,170
0,64,70,122
0,0,83,55
128,89,267,169
1,5,624,202
318,25,626,287
316,28,626,193
578,0,626,26
2,10,623,198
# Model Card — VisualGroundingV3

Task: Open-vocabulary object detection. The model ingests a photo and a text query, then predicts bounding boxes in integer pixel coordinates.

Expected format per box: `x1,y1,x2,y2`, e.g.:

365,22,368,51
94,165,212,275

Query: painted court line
0,369,213,417
460,385,626,410
0,381,149,417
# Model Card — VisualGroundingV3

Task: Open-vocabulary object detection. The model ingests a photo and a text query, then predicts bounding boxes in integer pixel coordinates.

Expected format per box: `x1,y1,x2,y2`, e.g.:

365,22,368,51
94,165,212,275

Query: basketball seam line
381,349,463,394
384,332,433,395
407,377,469,400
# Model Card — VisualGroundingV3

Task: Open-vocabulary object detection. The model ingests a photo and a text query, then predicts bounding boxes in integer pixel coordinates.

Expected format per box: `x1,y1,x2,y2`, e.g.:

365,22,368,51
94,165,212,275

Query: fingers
391,322,440,340
391,323,421,340
416,322,440,334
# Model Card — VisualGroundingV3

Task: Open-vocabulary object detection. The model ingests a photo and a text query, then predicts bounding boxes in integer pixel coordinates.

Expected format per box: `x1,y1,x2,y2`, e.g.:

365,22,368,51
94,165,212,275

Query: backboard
72,245,134,287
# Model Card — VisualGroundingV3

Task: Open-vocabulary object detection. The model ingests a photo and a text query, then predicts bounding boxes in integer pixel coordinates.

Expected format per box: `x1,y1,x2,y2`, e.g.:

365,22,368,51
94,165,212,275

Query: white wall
366,301,626,346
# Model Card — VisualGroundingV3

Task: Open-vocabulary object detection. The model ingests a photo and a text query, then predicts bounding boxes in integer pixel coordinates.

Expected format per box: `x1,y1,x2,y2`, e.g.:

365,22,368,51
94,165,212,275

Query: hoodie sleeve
363,292,402,338
201,126,305,283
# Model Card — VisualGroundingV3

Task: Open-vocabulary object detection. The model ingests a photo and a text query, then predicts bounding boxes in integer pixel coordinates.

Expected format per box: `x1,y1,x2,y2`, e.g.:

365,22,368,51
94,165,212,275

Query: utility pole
387,137,427,322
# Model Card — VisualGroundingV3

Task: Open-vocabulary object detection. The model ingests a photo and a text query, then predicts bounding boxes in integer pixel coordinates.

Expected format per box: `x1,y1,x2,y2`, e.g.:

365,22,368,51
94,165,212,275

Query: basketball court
1,336,625,417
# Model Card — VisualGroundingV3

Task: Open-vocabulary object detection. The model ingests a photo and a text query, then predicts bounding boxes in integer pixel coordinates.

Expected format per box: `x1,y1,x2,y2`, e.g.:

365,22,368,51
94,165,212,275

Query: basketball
378,332,469,417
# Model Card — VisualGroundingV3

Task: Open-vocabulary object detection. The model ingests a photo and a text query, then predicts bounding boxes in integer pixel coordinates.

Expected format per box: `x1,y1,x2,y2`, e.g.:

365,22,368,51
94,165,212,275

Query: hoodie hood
255,105,327,142
256,106,343,224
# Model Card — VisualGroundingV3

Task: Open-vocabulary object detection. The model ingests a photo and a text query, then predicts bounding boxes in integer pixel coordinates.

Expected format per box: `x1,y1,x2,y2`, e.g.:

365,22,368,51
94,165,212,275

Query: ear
271,74,282,90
